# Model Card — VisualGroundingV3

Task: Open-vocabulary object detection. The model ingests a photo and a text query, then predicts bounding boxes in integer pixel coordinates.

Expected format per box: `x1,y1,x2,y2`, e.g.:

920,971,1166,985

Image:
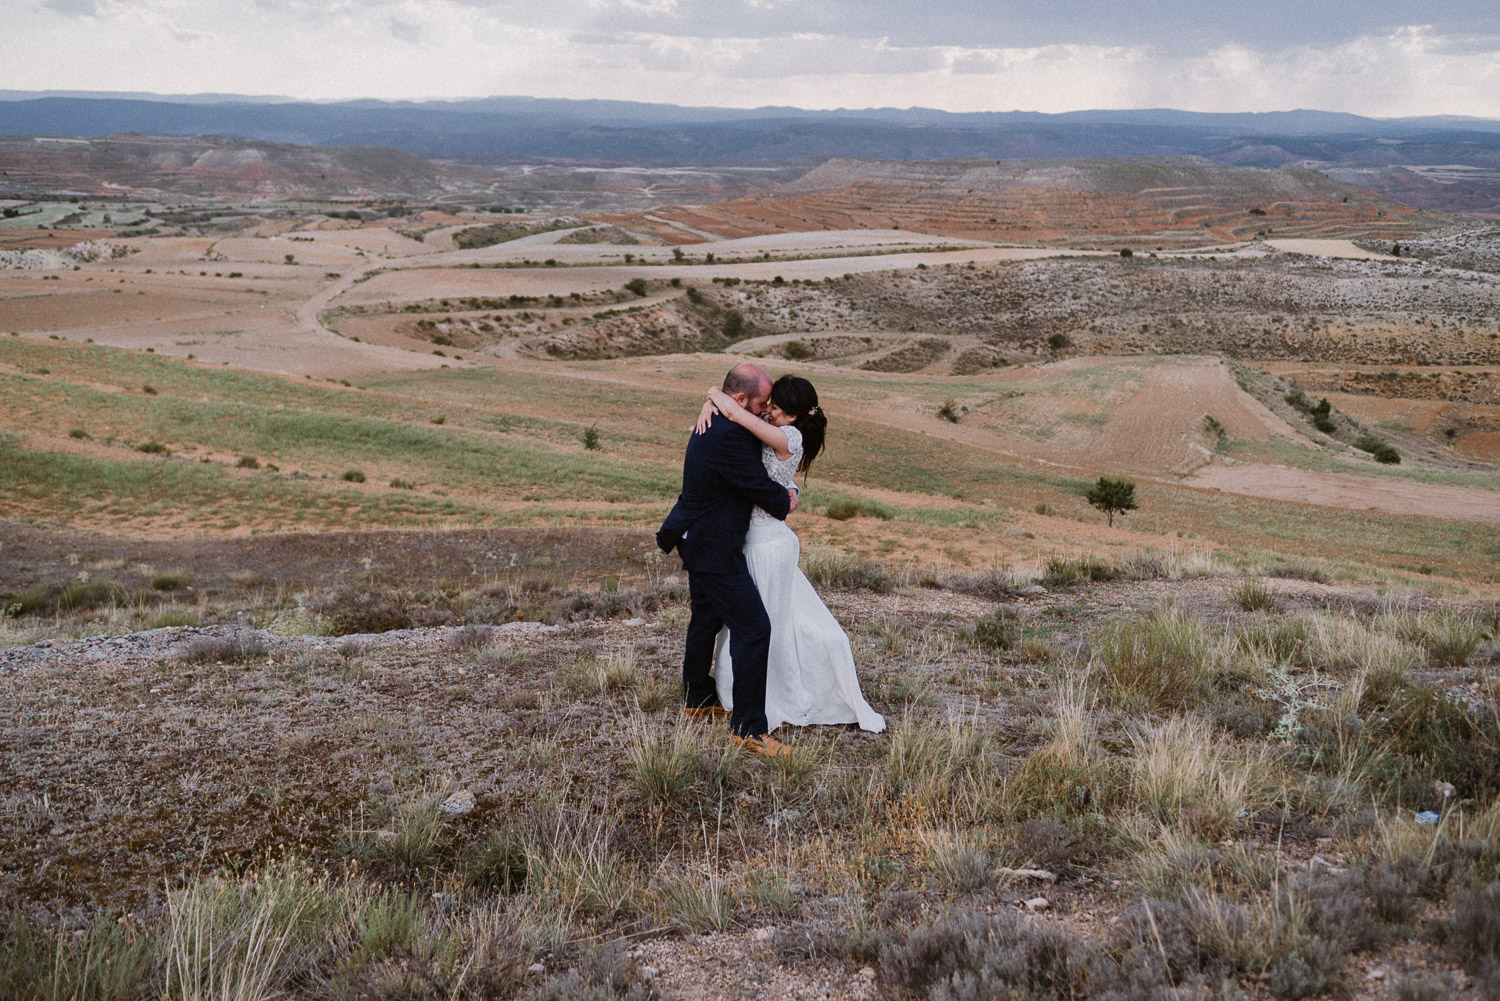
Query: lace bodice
751,425,802,523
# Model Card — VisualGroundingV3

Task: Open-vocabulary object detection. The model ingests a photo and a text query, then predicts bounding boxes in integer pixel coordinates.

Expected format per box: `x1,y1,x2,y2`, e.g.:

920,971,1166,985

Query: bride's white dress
714,425,885,733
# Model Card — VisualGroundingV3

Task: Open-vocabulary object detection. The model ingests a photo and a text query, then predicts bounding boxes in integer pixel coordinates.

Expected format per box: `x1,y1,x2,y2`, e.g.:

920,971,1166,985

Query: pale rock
997,866,1057,882
858,967,876,980
528,963,546,974
440,789,476,816
1366,968,1387,981
641,966,659,980
765,808,802,828
1024,897,1050,911
1019,585,1048,596
751,926,776,942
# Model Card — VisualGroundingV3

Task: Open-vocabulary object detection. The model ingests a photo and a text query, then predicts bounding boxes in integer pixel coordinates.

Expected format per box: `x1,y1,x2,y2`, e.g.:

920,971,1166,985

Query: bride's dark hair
770,374,826,474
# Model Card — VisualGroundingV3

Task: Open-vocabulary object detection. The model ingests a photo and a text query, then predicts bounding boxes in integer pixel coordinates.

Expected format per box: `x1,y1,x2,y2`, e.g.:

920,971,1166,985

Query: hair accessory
808,406,819,416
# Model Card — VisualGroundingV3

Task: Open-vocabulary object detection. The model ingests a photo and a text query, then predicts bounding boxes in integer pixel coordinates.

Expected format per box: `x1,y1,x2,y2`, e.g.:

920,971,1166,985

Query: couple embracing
656,363,884,759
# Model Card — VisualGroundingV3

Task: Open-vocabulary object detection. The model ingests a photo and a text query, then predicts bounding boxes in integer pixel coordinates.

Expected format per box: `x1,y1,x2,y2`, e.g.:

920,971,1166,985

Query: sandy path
1266,239,1399,261
1185,463,1500,524
336,245,1095,307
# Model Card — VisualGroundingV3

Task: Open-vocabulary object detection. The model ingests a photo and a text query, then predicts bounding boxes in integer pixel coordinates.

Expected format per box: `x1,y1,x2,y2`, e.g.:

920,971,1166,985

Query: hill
3,95,1500,217
610,157,1443,247
0,132,460,199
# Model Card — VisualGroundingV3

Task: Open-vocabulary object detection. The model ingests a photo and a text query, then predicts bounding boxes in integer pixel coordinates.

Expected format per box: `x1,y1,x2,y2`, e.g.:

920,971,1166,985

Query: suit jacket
657,419,792,574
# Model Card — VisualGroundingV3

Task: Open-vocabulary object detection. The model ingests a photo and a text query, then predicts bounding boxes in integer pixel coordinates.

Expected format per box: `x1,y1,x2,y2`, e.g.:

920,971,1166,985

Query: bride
696,376,885,734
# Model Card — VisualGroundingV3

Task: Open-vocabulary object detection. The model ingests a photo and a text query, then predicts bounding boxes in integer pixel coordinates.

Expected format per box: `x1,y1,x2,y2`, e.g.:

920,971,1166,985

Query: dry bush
1228,576,1278,612
316,586,413,635
878,910,1082,999
1128,716,1275,837
651,867,736,933
1041,553,1119,588
527,939,657,1001
343,798,447,877
163,860,348,1001
947,567,1019,601
1388,609,1489,667
920,829,993,893
1091,607,1228,712
800,546,895,593
627,722,736,809
179,632,268,664
523,809,639,919
1304,611,1420,680
1005,679,1114,820
0,907,156,1001
884,711,998,822
1447,882,1500,968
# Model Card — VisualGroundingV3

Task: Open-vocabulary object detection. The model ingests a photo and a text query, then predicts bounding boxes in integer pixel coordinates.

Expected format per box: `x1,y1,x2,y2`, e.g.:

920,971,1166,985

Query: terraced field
609,158,1443,248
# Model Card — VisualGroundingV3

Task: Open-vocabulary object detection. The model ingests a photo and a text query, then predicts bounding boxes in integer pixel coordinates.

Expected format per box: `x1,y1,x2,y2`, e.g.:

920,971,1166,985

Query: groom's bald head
723,363,773,413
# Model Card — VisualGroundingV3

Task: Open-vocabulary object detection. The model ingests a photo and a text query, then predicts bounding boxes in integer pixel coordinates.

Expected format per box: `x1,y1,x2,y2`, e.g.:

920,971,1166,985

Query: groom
657,363,798,758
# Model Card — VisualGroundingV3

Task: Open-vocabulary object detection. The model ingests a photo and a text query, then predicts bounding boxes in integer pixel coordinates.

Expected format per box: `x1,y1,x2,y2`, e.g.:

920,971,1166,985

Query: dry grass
4,546,1499,997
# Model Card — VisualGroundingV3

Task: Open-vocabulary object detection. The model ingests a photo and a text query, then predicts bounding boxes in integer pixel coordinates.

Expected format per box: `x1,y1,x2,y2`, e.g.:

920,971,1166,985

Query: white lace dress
714,425,886,733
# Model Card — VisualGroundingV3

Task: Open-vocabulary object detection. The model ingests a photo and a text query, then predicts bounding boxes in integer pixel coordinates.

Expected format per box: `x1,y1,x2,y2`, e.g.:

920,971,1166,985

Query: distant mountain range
1,92,1497,215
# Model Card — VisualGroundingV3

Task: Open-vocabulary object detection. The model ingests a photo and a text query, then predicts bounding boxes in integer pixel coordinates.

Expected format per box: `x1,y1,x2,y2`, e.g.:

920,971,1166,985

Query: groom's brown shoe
732,733,794,759
682,704,731,721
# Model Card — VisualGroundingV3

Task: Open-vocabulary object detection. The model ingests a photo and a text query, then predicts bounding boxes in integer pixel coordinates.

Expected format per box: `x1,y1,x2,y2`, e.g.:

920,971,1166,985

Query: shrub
967,609,1016,651
1447,881,1500,965
879,910,1094,1000
800,547,894,593
1084,476,1137,527
67,427,90,439
0,907,157,1001
1047,332,1069,350
936,398,961,423
623,277,647,297
349,800,446,875
721,308,745,339
1091,608,1225,712
1229,576,1277,612
137,440,167,454
180,633,268,664
341,469,366,483
1041,553,1119,587
235,455,260,469
318,587,412,635
783,339,813,360
582,425,602,451
150,571,192,592
1354,433,1401,463
466,829,531,893
825,497,893,521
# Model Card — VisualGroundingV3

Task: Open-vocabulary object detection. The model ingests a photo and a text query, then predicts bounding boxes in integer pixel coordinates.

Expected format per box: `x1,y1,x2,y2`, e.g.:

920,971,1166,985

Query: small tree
581,425,601,451
624,277,648,297
1085,476,1137,528
722,309,745,340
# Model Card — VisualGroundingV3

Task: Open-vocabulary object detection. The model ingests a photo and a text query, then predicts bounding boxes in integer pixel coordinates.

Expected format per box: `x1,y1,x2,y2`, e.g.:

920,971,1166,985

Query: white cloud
388,16,422,42
7,0,1500,117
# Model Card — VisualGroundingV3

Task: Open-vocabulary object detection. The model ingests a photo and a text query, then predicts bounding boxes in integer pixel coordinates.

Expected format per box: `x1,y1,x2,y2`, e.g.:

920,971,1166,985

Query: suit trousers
683,568,771,737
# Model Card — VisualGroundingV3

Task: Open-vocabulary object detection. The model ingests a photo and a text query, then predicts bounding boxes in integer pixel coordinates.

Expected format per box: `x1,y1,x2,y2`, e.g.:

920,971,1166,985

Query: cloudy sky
9,0,1500,117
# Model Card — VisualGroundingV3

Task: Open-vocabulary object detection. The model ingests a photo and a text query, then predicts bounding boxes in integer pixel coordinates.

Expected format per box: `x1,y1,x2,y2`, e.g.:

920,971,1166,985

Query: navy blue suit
658,419,792,737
